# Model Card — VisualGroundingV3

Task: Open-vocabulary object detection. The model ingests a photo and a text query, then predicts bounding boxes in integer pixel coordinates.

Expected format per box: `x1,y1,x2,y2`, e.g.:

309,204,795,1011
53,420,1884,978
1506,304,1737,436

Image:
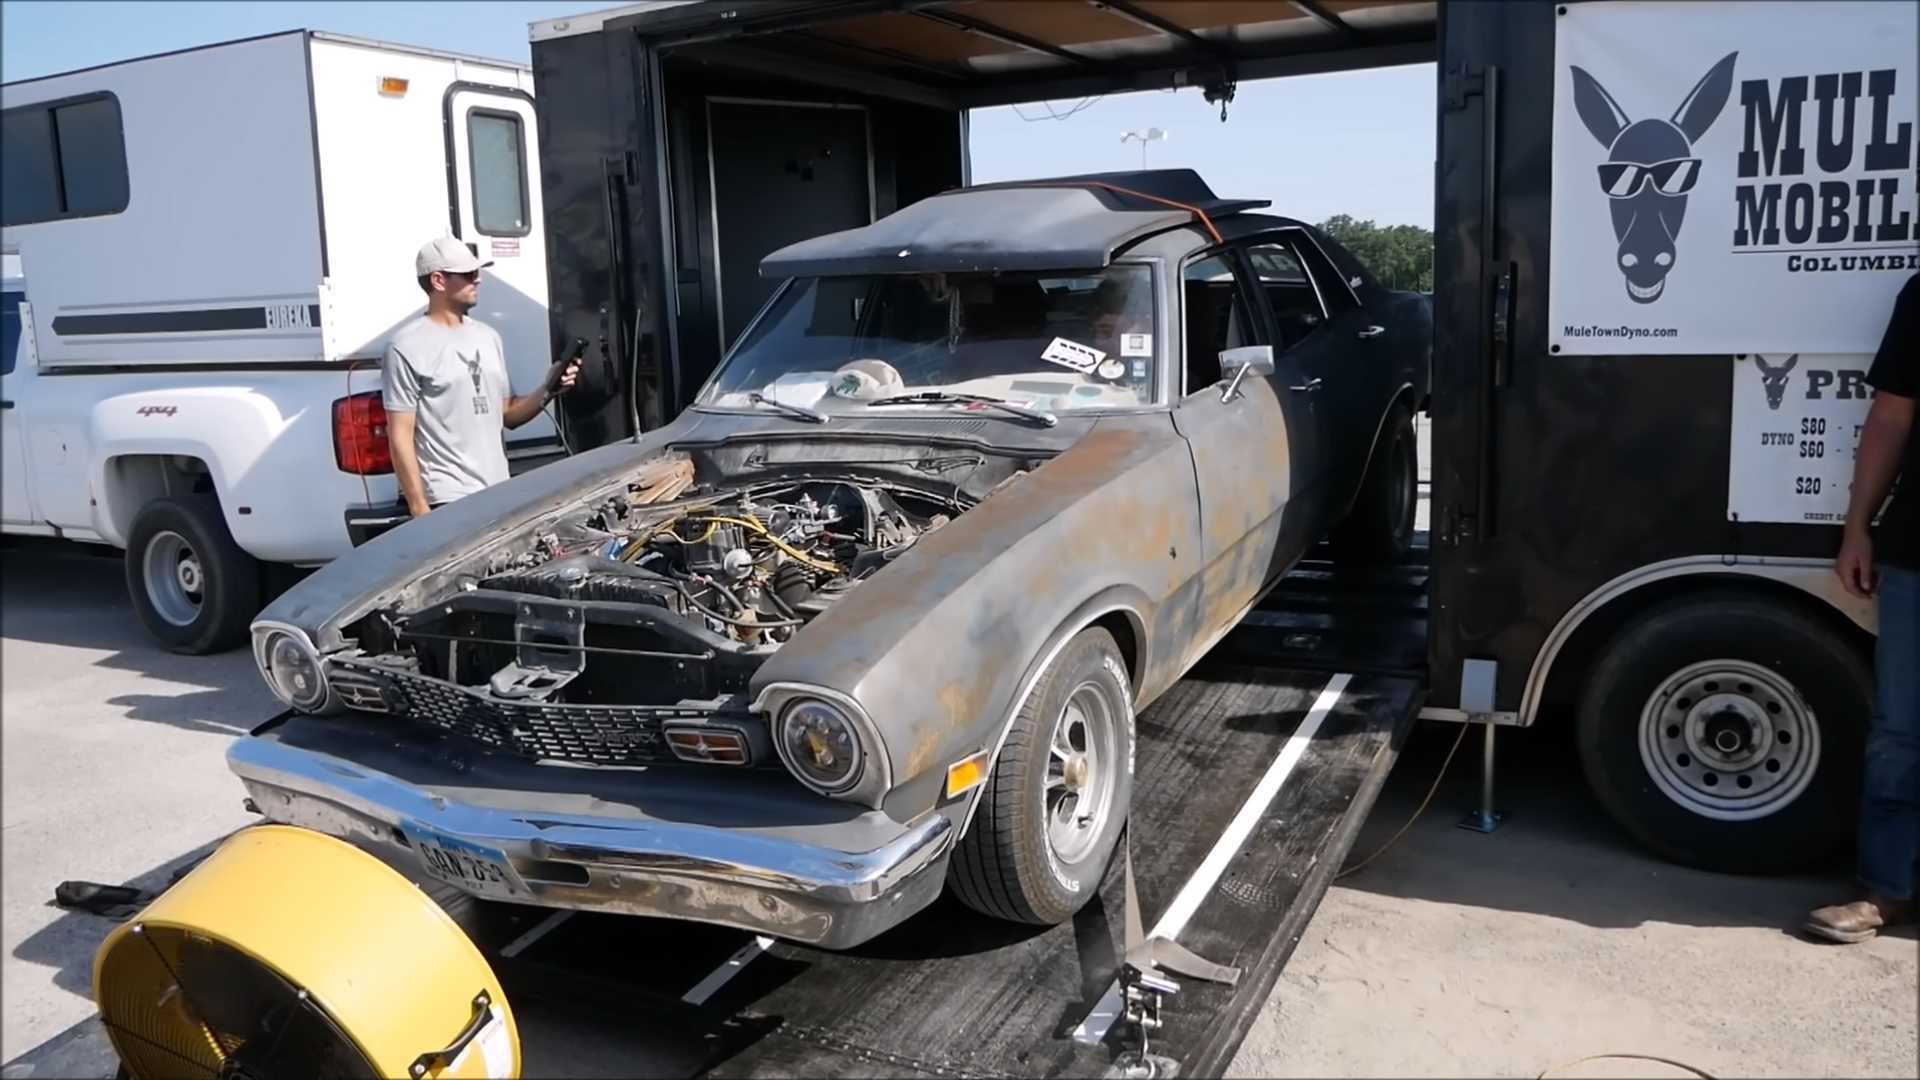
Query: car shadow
1,544,275,707
1329,718,1890,939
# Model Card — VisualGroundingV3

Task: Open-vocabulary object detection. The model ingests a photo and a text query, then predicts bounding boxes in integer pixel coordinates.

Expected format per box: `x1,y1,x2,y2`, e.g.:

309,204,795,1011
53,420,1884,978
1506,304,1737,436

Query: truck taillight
332,392,392,475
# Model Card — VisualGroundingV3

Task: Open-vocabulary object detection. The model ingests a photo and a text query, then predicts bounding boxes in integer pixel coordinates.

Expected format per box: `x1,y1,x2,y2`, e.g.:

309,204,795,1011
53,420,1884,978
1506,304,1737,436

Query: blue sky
2,1,1434,226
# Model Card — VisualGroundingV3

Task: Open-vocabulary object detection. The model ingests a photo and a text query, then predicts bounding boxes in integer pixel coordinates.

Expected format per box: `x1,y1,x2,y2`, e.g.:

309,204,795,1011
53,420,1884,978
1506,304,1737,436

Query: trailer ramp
466,638,1420,1077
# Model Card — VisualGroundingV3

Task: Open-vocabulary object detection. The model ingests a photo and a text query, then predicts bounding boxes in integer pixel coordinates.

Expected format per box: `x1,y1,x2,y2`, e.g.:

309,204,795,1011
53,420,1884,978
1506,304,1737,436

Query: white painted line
1072,672,1352,1045
682,935,775,1005
498,909,572,959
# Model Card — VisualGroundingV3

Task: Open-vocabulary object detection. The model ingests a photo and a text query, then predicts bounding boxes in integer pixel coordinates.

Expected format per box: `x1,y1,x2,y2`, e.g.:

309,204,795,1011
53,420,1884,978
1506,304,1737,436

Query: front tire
125,495,261,654
1576,592,1869,874
1332,403,1416,564
949,627,1134,925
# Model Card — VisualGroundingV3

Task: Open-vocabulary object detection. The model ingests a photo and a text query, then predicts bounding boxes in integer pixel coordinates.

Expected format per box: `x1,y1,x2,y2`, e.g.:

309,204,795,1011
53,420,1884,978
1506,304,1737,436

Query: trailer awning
535,1,1437,109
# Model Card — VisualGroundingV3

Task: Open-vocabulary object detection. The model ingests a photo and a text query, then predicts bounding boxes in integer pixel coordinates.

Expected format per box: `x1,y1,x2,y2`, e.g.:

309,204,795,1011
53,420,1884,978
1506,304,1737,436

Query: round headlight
263,632,328,711
779,699,863,794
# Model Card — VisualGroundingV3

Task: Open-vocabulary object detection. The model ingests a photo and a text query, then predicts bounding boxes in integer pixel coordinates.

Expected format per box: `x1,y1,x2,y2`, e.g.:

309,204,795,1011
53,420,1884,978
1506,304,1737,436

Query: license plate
400,822,528,901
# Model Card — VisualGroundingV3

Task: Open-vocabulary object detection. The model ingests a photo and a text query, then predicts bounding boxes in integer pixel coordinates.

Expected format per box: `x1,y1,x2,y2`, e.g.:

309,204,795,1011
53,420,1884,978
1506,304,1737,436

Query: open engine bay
317,454,988,766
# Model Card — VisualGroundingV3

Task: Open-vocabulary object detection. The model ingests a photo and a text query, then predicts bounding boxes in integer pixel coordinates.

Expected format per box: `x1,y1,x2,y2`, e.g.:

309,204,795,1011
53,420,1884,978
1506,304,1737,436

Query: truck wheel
950,627,1134,925
125,496,261,654
1576,592,1869,874
1332,403,1416,564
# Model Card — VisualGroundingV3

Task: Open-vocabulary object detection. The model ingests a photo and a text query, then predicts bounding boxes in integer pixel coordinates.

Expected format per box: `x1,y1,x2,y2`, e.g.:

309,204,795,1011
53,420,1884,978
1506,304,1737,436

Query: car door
1243,232,1387,511
446,85,555,452
1170,248,1319,657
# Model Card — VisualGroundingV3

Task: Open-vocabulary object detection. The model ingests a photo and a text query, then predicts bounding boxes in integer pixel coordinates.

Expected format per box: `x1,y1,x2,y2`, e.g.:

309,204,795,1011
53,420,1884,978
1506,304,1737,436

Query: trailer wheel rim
143,530,205,628
1638,658,1820,821
1045,681,1120,867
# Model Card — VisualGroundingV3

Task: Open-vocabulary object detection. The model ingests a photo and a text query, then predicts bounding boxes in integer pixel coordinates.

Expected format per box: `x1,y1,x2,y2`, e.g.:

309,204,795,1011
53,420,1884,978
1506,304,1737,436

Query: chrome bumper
226,735,954,950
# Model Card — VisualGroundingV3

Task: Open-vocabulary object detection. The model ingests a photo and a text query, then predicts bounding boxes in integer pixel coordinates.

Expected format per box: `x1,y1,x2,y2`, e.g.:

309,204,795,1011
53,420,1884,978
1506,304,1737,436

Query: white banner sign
1550,1,1918,354
1727,353,1873,523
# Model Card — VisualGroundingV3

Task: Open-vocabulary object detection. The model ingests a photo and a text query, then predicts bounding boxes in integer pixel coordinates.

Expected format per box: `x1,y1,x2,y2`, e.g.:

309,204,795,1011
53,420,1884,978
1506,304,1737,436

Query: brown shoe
1805,896,1913,944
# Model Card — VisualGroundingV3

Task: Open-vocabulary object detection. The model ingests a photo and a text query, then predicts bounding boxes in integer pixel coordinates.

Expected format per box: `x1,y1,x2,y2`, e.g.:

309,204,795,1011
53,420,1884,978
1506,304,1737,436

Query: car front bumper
225,726,955,950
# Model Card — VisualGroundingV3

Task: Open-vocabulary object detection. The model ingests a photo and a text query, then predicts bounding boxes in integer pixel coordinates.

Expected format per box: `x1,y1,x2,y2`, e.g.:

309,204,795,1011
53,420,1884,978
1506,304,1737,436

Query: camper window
467,109,529,237
1,93,127,226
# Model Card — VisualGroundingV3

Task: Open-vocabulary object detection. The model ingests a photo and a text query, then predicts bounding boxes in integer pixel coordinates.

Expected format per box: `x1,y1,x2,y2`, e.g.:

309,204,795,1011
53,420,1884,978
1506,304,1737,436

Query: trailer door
446,85,556,447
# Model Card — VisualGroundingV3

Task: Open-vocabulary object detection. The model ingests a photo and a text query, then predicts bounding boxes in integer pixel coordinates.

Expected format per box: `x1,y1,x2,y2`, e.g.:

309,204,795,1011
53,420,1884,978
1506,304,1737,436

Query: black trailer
510,0,1895,1072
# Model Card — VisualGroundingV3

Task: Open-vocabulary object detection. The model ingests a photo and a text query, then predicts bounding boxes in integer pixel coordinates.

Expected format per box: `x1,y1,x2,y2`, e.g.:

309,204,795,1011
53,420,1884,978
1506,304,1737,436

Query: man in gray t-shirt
383,237,578,515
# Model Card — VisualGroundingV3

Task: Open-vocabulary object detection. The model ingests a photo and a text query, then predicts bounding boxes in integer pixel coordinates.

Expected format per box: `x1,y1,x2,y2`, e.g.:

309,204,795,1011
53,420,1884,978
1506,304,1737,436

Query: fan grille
98,925,380,1080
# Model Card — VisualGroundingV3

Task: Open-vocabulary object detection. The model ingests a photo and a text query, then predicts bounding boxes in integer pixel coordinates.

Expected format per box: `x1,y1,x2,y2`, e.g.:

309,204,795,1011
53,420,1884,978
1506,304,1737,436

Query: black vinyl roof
760,169,1269,277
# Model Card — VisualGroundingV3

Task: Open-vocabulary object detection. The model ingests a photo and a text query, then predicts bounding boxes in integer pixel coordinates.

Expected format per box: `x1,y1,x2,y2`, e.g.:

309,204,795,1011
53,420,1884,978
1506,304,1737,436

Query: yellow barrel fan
94,825,521,1079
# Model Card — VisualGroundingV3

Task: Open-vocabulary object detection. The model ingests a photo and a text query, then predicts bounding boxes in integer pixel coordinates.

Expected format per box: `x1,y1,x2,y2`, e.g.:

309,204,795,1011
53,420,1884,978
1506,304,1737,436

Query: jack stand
1107,964,1182,1079
1455,718,1506,833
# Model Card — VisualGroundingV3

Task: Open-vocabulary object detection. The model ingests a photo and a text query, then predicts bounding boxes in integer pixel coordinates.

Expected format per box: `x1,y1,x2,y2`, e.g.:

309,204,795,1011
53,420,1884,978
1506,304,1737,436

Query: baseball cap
414,236,493,277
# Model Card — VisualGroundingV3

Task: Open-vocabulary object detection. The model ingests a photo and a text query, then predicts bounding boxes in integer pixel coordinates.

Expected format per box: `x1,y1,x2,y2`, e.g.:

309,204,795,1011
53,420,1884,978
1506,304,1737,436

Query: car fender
951,585,1155,838
87,386,287,550
751,418,1203,822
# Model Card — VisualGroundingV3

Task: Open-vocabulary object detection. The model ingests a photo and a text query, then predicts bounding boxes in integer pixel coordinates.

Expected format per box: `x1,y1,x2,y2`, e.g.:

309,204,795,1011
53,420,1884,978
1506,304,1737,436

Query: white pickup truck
1,30,561,652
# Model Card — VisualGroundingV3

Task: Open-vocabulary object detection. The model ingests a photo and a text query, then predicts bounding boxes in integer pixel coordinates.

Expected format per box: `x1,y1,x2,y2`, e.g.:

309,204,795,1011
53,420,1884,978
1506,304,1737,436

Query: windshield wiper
746,392,828,424
867,391,1058,428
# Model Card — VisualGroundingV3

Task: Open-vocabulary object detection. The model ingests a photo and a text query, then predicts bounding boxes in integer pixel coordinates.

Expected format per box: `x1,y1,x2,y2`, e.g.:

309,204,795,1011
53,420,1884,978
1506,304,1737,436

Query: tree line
1317,214,1434,293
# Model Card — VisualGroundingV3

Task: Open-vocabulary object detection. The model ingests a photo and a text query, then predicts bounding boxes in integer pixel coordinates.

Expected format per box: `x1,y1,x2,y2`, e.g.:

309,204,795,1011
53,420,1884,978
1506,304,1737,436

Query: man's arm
386,409,433,516
503,353,581,429
1838,392,1914,597
503,385,553,430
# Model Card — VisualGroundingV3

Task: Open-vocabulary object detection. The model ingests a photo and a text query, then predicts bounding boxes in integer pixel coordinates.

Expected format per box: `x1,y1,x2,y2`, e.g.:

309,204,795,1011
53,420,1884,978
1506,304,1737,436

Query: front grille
330,659,726,767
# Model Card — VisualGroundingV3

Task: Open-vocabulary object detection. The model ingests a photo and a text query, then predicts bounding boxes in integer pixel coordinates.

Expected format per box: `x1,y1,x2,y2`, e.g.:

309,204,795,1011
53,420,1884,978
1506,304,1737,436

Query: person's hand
546,354,582,397
1836,526,1876,598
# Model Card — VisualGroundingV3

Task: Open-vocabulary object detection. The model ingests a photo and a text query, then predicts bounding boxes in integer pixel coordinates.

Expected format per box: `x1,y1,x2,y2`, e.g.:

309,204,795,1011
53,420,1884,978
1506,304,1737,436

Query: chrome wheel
1044,681,1121,867
142,530,205,628
1638,659,1821,821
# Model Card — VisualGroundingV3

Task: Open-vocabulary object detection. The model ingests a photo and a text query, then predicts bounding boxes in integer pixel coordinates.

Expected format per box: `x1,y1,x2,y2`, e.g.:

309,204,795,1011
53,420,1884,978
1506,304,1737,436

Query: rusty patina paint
754,414,1204,812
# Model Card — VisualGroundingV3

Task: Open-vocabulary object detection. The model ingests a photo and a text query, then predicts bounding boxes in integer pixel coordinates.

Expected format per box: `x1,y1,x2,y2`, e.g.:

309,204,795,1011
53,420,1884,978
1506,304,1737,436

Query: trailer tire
125,495,261,655
1576,592,1868,874
1332,403,1416,564
950,627,1133,926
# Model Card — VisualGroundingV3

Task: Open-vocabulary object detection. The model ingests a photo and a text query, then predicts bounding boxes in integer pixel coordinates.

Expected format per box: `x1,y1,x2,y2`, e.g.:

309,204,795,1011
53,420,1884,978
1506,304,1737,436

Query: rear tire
1576,592,1869,874
949,628,1134,925
124,495,260,655
1332,403,1416,564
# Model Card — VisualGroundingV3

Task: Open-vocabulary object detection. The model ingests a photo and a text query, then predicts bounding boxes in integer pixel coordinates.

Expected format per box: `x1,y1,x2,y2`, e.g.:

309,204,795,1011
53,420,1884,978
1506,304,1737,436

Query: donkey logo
1570,52,1738,304
1748,354,1799,411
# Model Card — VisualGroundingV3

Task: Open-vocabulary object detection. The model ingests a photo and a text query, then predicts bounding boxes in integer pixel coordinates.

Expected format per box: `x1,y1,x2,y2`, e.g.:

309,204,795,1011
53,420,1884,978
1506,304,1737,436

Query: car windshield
698,265,1158,415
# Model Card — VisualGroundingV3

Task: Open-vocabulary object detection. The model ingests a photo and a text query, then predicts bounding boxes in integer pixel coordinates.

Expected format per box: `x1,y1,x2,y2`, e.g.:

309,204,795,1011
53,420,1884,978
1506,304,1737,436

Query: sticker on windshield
1095,358,1127,381
1040,337,1105,374
1121,333,1151,358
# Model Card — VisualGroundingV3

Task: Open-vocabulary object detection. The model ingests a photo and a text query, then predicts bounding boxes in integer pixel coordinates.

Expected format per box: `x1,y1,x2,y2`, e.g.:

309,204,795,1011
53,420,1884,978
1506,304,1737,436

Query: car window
1243,239,1338,351
699,264,1160,413
1291,234,1363,318
1180,253,1258,396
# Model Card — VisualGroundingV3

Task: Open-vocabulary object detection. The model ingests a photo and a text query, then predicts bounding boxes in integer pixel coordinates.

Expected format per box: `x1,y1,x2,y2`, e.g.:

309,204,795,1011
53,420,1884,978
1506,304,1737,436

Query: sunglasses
1596,158,1702,198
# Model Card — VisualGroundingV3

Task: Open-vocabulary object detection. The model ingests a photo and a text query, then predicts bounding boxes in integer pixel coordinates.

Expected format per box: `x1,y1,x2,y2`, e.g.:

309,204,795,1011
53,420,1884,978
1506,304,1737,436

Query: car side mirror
1219,345,1275,401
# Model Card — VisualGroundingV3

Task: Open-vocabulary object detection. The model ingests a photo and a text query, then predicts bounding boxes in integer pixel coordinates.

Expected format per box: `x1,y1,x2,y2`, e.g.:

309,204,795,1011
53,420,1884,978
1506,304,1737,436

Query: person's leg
1859,564,1920,899
1809,564,1919,942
